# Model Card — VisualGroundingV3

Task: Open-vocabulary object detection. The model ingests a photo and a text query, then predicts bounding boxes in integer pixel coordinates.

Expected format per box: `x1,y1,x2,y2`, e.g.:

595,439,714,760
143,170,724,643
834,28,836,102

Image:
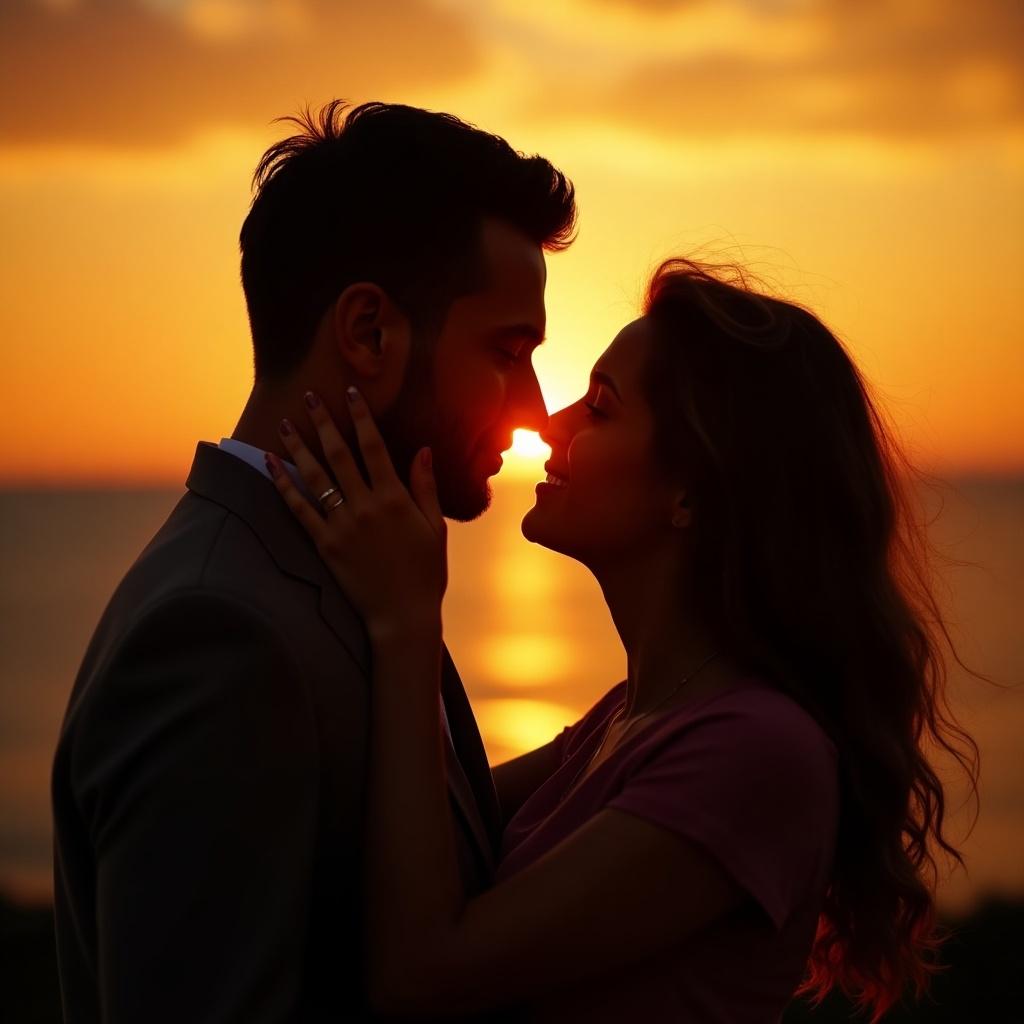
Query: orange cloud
0,0,481,147
520,0,1024,140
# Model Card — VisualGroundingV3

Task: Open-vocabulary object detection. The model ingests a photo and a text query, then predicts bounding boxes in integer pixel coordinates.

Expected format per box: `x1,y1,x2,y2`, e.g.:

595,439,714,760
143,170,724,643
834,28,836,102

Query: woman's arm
491,736,563,828
366,629,746,1017
268,392,747,1016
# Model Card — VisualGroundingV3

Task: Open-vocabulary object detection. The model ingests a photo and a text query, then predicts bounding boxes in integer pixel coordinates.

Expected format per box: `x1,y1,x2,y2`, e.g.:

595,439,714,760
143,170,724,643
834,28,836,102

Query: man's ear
329,282,412,390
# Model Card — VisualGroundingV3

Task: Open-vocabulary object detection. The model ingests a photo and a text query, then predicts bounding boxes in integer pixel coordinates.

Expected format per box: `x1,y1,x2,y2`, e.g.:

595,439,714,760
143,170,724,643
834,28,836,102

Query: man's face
384,218,549,521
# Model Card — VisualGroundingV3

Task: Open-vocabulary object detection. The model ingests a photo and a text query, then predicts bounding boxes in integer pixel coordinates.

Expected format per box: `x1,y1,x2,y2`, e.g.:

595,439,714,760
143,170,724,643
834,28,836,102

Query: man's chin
437,474,493,523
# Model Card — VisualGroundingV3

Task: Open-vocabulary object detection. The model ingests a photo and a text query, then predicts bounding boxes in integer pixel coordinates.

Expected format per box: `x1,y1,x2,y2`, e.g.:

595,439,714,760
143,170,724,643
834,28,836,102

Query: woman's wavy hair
641,258,983,1021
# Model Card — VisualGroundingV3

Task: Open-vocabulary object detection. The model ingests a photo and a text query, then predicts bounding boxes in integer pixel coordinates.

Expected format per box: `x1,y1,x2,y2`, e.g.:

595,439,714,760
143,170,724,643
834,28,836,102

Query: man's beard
375,348,494,523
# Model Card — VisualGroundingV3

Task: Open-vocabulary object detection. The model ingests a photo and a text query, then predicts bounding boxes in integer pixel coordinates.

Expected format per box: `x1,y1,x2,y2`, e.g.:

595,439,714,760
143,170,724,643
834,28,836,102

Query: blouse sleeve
606,691,839,931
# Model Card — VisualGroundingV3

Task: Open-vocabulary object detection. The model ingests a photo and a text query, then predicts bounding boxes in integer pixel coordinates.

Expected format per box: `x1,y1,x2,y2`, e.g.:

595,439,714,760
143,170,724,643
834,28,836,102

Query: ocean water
1,474,1021,913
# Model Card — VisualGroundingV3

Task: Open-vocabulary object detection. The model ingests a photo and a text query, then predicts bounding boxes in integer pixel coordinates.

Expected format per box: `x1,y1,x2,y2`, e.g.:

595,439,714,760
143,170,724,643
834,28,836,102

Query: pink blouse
496,677,840,1023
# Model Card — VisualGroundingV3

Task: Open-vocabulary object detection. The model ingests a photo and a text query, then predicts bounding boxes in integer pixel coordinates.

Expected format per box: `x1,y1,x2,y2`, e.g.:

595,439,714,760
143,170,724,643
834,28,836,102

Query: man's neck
232,383,307,463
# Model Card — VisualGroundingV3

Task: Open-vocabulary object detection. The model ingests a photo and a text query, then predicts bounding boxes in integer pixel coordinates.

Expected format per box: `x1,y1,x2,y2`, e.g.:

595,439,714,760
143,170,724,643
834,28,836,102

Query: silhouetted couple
53,101,965,1022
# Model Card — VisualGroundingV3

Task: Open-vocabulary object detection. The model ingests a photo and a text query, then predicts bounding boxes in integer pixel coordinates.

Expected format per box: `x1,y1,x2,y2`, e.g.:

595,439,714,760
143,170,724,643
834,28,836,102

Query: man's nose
514,368,549,434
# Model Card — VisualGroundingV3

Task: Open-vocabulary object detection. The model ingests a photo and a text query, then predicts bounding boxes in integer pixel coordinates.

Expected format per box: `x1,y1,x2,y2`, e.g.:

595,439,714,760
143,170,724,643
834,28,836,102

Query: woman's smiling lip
542,460,570,483
537,463,569,494
535,480,565,496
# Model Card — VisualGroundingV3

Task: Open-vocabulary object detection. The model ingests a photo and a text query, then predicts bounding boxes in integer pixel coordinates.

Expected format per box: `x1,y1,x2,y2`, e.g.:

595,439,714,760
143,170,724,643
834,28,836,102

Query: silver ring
318,487,338,505
324,495,345,512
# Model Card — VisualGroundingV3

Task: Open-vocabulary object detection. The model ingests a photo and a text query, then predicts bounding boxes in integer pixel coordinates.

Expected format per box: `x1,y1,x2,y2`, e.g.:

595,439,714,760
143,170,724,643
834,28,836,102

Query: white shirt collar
217,437,315,503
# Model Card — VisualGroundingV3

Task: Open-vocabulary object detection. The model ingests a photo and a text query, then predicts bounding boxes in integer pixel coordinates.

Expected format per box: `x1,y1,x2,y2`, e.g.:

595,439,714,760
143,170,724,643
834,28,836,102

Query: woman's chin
521,505,569,556
521,505,552,547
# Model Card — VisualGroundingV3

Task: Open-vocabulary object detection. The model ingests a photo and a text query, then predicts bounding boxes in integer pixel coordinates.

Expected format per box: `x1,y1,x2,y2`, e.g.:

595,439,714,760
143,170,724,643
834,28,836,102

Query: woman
265,259,977,1022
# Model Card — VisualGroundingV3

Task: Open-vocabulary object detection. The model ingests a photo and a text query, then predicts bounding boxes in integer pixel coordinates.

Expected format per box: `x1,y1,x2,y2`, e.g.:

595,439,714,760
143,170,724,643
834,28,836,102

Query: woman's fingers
344,386,400,489
409,447,445,536
276,416,346,510
264,452,332,546
303,391,371,502
266,395,447,627
278,385,412,516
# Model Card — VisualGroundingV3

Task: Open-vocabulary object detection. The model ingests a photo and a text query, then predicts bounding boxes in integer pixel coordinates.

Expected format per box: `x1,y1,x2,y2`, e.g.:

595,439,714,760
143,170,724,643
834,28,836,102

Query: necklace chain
558,649,723,804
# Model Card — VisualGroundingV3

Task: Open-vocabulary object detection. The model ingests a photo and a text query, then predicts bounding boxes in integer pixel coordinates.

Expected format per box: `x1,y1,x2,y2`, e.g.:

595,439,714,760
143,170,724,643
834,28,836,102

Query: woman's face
522,318,685,567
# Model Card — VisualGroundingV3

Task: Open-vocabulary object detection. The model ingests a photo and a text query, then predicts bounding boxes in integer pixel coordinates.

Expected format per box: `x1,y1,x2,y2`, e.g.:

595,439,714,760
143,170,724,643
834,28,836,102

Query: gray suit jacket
52,442,505,1022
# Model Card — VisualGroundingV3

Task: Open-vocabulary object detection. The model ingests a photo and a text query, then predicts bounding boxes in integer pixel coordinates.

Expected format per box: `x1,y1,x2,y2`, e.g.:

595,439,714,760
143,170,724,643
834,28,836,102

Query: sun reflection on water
491,544,559,602
478,632,574,686
473,698,579,764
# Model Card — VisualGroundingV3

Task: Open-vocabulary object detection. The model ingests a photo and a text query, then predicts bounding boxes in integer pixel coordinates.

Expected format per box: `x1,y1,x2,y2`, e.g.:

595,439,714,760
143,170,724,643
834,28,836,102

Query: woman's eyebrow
591,369,622,401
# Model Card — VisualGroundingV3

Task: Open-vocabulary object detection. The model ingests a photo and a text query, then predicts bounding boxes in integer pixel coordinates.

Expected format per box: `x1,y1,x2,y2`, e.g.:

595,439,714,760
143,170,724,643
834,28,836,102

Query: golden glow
473,698,578,763
1,1,1021,483
1,1,1020,918
502,429,552,479
509,428,550,460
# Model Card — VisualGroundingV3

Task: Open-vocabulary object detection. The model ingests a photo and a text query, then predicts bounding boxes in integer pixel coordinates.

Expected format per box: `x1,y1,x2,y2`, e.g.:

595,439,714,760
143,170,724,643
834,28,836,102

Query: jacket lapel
441,648,503,858
186,441,498,872
187,442,370,670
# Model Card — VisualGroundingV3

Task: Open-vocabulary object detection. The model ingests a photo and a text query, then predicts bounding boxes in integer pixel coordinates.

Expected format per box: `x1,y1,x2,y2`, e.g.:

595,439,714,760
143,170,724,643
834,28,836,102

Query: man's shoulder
73,493,320,688
59,490,368,755
116,490,311,617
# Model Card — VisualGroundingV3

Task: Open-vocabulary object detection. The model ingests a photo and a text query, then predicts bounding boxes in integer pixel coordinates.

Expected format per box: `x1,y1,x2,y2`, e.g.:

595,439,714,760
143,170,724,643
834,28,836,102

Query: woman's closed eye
582,386,612,419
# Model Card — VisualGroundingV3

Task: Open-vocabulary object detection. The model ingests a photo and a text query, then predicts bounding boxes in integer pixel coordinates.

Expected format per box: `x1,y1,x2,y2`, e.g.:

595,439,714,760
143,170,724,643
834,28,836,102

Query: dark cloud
0,0,482,147
549,0,1024,140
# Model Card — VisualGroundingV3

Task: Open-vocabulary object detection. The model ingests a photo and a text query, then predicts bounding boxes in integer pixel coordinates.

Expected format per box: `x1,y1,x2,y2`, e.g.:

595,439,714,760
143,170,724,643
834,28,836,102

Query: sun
508,429,551,459
501,429,552,478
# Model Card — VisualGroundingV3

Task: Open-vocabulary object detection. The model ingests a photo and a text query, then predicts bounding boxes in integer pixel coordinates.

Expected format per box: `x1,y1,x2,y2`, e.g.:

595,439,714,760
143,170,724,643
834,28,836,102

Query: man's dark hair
239,100,577,381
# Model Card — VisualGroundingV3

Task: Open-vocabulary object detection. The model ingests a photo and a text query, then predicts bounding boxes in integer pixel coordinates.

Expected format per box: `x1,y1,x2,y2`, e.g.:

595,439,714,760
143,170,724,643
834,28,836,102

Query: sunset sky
2,0,1022,484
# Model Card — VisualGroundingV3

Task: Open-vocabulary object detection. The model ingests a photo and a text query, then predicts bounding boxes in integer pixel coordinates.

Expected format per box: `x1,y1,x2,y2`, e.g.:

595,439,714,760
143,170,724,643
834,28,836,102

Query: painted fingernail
264,453,281,478
278,418,292,436
304,391,320,409
346,386,359,403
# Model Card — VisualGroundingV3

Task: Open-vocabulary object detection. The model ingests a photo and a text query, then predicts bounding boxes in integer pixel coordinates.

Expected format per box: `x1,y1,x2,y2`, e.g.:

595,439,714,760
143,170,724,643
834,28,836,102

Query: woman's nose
540,404,574,450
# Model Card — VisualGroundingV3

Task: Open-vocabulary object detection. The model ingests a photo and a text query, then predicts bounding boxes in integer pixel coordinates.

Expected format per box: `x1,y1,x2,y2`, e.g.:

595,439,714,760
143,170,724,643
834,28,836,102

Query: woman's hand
265,387,447,642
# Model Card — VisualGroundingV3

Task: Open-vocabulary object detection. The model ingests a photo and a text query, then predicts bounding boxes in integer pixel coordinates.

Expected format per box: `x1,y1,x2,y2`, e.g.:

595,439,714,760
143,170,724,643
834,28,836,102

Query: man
51,100,576,1022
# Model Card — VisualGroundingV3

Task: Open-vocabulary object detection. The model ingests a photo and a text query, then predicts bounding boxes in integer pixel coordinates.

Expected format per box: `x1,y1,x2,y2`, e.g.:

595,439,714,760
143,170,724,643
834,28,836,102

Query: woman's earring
672,492,691,529
671,506,691,529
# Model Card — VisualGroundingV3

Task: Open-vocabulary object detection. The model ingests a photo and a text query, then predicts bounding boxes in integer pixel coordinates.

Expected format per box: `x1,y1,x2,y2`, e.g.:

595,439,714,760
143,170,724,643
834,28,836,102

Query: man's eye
495,349,520,366
584,402,606,419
